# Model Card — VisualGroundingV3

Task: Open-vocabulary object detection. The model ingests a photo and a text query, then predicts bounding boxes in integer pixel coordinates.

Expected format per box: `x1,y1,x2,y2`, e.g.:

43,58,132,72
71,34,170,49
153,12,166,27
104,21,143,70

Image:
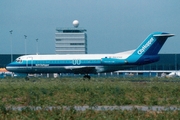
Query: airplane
6,32,174,79
166,70,180,77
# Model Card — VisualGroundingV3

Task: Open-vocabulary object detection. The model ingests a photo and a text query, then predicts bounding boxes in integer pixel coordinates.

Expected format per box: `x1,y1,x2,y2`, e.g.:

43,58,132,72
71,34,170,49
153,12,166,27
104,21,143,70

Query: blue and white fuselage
6,32,174,76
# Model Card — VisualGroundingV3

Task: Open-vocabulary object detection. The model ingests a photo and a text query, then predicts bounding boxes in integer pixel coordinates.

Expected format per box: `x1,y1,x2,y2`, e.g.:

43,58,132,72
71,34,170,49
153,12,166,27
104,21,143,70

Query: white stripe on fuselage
20,52,132,61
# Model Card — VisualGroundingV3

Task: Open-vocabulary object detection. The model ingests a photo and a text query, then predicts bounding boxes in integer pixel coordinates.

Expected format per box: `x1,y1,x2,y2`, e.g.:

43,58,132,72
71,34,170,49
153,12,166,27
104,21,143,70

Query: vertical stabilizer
127,32,174,64
134,32,174,56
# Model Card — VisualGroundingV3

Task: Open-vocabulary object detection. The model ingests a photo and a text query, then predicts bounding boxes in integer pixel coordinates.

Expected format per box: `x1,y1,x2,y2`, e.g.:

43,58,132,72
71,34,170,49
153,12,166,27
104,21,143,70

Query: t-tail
127,32,174,64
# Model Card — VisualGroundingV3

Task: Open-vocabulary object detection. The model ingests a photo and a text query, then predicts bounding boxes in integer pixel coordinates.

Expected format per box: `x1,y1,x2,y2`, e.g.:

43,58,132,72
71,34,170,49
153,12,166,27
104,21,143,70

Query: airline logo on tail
137,37,154,55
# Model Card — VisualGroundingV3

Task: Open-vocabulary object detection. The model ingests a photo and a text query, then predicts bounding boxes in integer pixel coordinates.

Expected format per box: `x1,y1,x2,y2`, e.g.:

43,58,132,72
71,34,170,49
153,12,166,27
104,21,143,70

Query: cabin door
26,56,33,69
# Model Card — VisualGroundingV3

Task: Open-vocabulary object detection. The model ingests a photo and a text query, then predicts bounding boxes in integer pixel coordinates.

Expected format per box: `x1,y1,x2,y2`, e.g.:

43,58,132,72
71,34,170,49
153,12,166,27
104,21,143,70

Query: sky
0,0,180,54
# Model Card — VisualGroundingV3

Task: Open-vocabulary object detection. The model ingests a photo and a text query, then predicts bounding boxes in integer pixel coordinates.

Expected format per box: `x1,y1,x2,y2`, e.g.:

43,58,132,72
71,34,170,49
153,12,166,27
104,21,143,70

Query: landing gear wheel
83,74,91,80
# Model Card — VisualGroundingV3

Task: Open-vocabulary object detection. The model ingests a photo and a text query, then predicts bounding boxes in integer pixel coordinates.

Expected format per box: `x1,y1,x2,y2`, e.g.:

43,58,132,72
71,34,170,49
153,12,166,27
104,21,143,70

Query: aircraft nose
6,63,12,71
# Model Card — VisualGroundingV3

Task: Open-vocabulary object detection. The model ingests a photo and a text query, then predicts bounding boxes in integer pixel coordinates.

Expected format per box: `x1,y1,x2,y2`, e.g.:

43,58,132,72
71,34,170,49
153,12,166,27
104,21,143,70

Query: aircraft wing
65,66,97,74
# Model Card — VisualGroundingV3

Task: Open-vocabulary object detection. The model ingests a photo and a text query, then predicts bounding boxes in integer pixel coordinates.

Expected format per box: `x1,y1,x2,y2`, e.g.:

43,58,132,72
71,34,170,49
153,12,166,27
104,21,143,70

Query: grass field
0,77,180,119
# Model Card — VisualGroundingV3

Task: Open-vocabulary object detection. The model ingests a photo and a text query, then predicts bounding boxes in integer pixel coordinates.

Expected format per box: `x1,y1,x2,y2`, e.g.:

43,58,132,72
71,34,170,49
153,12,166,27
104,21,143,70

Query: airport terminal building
131,54,180,71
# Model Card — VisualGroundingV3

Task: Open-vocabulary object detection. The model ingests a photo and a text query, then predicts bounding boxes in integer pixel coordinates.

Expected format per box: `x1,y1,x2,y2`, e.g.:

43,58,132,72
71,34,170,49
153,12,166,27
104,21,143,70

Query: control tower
55,20,87,54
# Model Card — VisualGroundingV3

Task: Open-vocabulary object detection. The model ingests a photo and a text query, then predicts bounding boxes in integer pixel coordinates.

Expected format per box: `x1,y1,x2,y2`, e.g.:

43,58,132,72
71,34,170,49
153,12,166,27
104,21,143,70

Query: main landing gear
83,74,91,80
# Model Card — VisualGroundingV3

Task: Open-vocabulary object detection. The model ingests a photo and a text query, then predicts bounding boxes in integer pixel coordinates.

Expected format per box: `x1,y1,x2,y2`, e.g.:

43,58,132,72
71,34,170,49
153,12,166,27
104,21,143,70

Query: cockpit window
16,58,22,63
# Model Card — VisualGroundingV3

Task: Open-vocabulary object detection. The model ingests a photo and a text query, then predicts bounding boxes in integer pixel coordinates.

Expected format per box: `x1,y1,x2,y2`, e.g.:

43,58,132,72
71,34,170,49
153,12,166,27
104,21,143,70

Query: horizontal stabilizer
153,33,175,37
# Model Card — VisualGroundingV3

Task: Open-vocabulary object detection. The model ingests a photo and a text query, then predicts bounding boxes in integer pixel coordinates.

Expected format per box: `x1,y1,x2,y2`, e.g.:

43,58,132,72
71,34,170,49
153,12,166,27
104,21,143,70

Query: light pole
175,54,177,70
24,35,27,55
36,38,38,55
9,30,13,62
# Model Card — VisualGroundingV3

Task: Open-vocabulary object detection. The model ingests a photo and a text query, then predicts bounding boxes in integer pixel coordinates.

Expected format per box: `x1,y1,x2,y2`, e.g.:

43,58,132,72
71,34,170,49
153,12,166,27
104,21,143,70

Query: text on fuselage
35,64,49,67
137,37,154,55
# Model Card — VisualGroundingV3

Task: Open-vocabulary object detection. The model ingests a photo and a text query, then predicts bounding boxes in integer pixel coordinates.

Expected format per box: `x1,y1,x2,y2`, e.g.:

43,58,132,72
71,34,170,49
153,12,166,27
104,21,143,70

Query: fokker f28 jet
6,32,174,79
